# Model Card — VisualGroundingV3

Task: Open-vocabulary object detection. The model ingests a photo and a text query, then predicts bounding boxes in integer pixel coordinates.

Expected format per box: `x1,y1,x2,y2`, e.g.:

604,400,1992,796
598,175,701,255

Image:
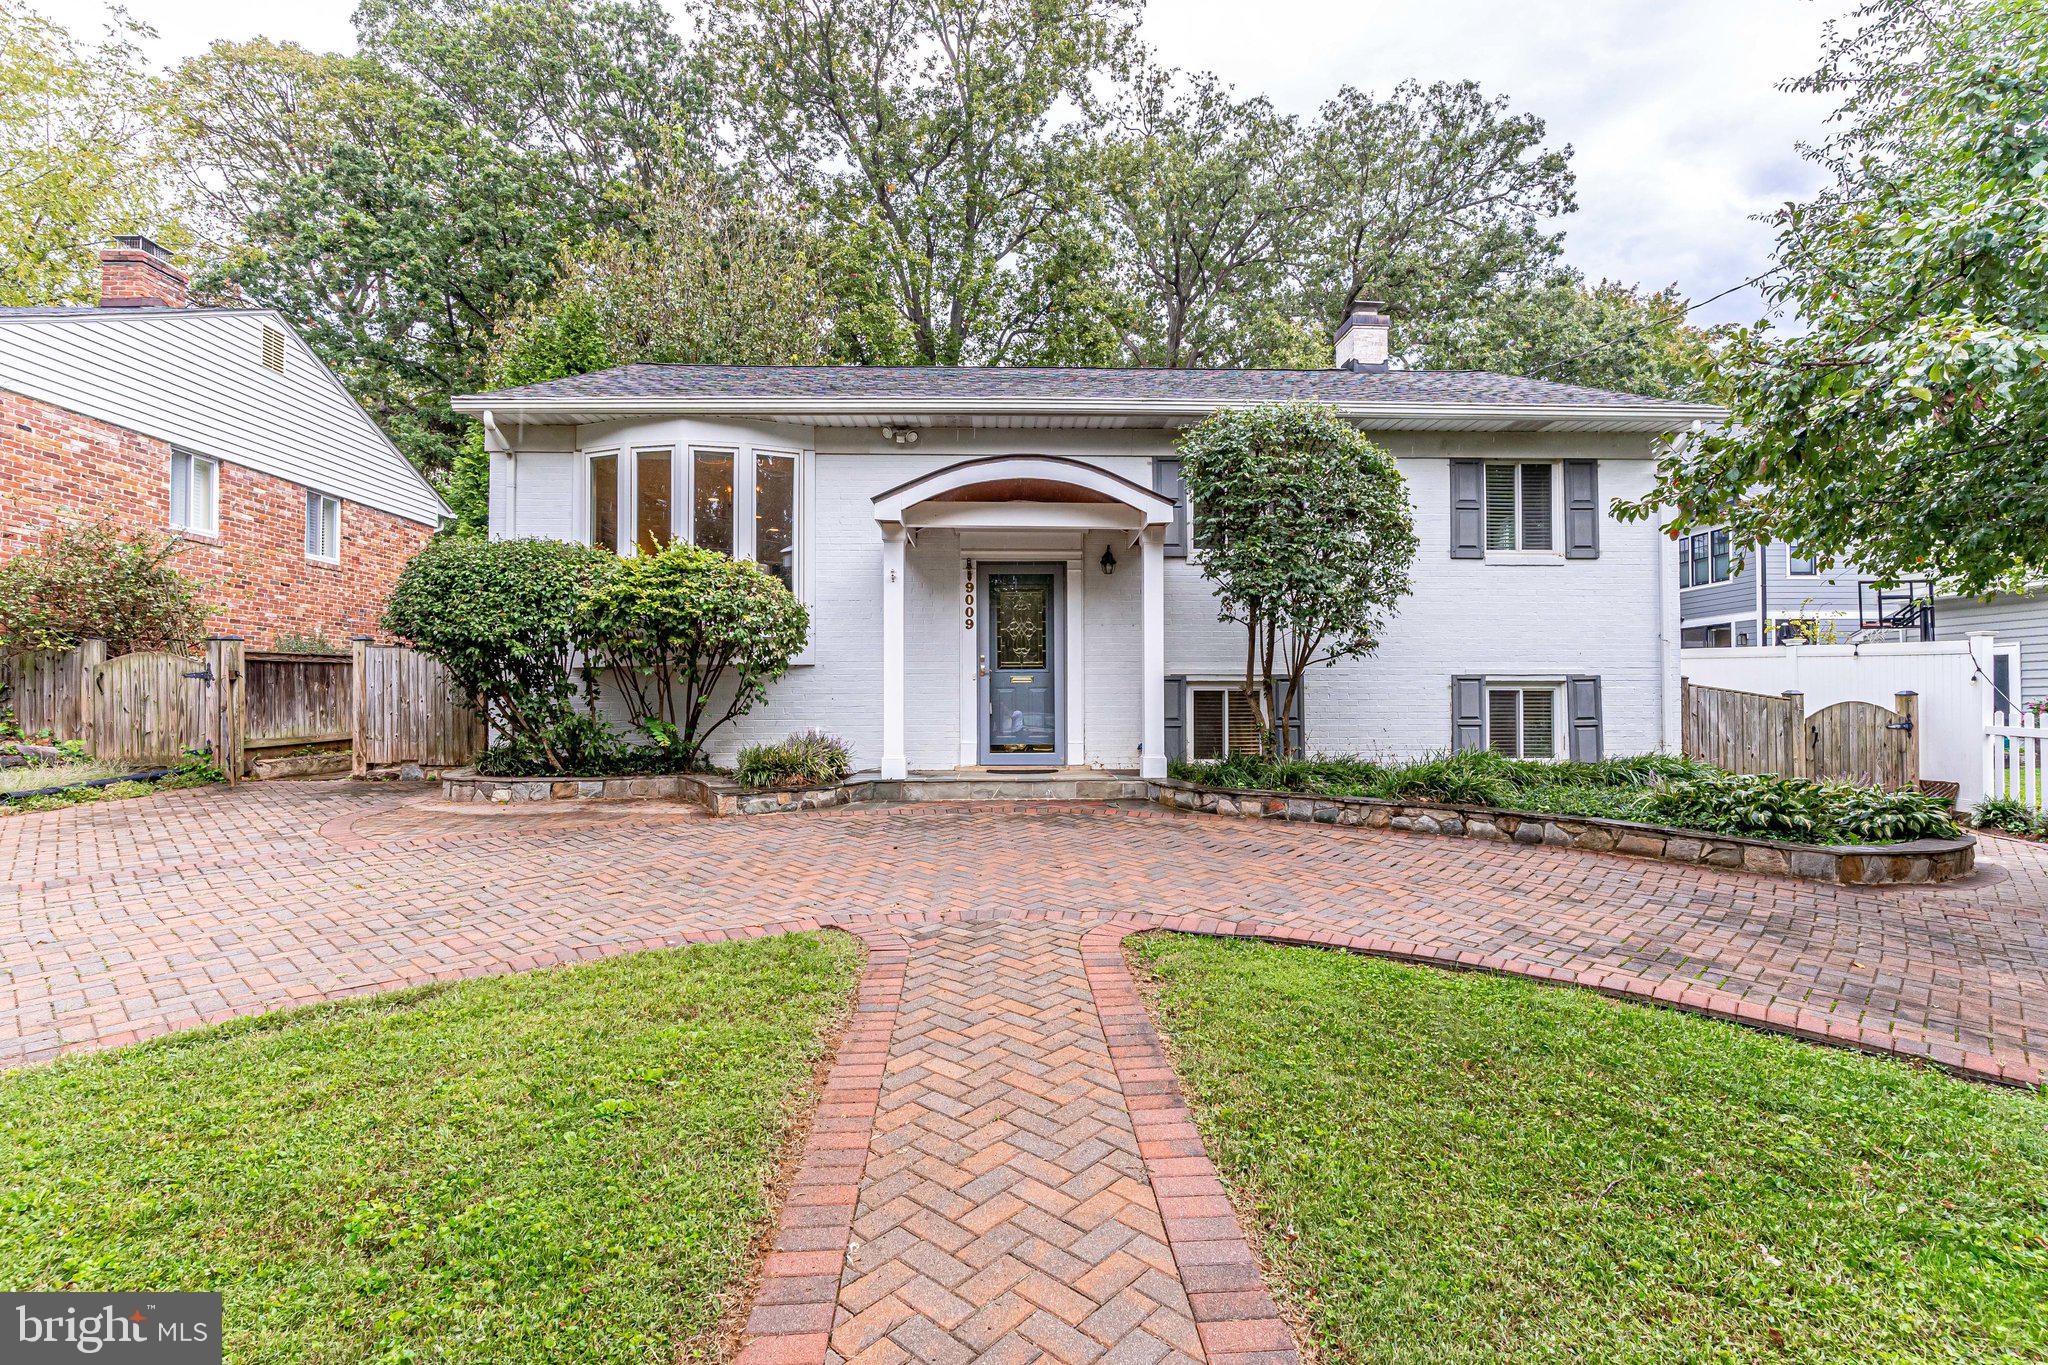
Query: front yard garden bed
1162,751,1974,884
1131,933,2048,1363
0,932,862,1364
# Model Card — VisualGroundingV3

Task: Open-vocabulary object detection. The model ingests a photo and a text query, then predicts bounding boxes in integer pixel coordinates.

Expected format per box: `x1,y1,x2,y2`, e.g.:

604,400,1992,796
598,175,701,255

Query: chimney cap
107,234,174,263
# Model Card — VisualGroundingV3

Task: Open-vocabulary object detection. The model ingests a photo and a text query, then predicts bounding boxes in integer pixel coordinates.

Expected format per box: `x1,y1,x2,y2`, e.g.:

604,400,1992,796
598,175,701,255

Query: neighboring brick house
0,237,449,648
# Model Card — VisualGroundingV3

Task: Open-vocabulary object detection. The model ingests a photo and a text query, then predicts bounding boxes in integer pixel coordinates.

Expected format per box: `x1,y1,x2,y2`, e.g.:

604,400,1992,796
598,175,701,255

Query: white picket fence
1985,712,2048,811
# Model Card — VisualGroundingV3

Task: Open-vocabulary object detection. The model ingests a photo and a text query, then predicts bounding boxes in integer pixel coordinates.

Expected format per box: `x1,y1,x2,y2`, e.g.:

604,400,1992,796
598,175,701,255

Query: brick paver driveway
6,782,2047,1362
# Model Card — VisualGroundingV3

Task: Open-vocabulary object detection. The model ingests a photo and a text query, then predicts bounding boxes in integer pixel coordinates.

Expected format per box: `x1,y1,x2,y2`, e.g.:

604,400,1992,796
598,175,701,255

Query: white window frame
1787,549,1821,576
1483,679,1565,761
1481,460,1564,562
168,451,218,536
304,489,341,564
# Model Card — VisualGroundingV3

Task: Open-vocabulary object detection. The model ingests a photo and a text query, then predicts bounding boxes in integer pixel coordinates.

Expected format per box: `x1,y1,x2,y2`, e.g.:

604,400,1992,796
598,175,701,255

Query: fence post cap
1896,689,1919,697
205,635,246,642
351,635,374,641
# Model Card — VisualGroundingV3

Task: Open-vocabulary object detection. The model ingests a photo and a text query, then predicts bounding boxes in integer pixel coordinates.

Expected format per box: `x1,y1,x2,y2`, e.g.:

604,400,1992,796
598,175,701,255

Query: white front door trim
957,545,1087,767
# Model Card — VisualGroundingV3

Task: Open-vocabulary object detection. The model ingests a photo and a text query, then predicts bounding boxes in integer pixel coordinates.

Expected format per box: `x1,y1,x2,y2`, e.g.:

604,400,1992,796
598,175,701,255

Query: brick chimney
1333,298,1390,372
98,234,188,309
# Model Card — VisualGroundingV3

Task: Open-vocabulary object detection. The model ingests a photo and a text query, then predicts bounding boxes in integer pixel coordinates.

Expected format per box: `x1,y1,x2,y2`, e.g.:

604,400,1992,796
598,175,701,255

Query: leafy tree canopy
0,4,188,305
1177,404,1418,759
1422,274,1721,400
1618,0,2048,594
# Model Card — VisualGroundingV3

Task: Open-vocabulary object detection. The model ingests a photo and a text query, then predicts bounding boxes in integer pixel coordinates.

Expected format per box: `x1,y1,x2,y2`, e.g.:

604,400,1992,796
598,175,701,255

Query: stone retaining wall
1151,778,1976,886
440,769,853,816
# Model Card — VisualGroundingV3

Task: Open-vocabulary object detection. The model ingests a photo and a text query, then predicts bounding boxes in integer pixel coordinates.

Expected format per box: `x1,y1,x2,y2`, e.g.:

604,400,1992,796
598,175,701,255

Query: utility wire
1525,264,1785,383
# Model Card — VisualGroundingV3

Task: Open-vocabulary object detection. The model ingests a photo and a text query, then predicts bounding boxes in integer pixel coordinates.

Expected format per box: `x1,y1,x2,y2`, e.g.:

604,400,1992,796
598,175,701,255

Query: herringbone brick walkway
7,782,2048,1360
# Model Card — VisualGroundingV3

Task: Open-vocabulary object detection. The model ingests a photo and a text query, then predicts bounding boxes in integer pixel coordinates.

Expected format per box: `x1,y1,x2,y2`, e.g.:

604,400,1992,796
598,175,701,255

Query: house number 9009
963,566,975,630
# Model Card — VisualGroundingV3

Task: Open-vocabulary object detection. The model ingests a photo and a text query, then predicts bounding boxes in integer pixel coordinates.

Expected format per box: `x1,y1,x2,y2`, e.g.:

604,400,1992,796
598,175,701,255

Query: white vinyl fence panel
1681,635,1999,805
1985,713,2048,812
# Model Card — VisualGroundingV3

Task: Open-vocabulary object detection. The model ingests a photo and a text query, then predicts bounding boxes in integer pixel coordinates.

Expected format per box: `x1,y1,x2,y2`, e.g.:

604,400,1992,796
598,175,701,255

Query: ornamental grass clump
735,731,851,789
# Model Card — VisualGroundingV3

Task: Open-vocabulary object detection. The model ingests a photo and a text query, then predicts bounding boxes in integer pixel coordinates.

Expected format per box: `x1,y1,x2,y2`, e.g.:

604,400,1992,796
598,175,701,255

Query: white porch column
880,527,908,779
1140,526,1166,780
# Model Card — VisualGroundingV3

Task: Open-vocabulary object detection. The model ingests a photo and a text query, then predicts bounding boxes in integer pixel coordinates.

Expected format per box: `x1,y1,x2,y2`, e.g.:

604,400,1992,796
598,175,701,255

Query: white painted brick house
457,304,1720,779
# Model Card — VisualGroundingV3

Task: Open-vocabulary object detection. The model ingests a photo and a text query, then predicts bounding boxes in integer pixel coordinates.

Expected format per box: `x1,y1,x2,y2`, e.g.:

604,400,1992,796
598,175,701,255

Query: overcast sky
50,0,1848,328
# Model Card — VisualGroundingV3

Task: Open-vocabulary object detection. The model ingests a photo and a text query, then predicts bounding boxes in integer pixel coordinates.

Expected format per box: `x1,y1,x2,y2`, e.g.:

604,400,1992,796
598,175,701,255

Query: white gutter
449,393,1726,434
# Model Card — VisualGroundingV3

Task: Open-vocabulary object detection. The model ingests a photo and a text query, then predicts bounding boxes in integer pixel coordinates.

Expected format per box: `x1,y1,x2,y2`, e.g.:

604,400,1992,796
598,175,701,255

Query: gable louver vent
261,324,287,374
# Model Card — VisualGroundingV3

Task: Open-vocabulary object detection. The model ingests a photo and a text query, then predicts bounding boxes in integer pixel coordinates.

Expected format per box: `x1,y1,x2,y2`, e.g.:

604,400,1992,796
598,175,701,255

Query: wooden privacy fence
4,637,481,780
245,651,353,753
1681,679,1920,789
351,640,485,776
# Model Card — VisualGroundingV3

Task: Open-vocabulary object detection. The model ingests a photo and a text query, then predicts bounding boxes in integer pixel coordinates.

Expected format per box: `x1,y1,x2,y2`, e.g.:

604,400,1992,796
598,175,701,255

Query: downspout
1755,539,1768,644
480,408,508,538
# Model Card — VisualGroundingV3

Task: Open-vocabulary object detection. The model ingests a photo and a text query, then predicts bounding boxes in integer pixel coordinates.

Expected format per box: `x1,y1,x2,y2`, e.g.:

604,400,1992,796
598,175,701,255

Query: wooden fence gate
1681,680,1919,788
244,651,353,756
351,640,485,776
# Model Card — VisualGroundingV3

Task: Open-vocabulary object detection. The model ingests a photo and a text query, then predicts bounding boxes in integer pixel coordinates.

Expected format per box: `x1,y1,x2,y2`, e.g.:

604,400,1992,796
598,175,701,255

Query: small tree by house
575,545,810,767
0,520,209,656
1178,403,1417,759
383,537,617,774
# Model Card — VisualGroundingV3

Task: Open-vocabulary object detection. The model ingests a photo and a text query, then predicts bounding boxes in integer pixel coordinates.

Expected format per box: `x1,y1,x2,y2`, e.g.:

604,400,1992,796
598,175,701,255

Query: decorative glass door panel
983,571,1058,760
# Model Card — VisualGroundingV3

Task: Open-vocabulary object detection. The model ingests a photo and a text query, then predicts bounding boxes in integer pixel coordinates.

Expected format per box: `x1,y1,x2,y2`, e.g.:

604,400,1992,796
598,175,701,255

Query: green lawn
0,933,862,1363
1129,934,2048,1364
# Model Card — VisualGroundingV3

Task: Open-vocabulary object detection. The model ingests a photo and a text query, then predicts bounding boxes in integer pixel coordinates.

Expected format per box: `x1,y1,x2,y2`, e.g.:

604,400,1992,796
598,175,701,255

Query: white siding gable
0,309,448,527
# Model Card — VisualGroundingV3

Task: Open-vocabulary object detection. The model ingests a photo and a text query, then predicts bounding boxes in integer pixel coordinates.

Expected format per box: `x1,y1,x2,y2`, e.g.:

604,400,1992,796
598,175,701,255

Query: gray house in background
1677,528,1928,647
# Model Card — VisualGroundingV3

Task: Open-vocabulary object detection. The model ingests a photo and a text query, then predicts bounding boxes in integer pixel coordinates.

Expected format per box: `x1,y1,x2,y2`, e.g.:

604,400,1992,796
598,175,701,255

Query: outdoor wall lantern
1100,545,1117,575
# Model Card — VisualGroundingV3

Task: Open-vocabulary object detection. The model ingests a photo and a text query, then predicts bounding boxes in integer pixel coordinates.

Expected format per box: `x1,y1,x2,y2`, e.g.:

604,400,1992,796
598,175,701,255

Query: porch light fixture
1100,545,1117,575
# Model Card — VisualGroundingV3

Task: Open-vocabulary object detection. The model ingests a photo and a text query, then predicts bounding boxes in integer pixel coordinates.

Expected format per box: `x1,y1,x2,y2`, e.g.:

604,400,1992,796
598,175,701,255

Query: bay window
588,446,805,599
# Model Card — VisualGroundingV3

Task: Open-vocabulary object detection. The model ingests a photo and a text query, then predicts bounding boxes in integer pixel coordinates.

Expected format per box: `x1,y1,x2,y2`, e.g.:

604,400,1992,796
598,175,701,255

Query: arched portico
871,455,1176,781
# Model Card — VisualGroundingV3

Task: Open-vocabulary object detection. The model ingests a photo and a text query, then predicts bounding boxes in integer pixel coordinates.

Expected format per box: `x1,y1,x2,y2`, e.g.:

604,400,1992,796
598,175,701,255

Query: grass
0,757,134,792
0,933,864,1364
1130,934,2048,1364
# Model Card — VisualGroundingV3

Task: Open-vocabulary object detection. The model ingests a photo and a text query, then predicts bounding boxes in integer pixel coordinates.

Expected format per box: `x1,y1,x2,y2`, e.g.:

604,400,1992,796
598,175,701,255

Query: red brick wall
0,387,434,648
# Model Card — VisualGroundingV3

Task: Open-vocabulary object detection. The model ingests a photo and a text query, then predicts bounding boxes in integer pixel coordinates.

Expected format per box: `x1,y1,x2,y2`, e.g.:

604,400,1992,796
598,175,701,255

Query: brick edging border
1082,921,1304,1365
735,925,908,1365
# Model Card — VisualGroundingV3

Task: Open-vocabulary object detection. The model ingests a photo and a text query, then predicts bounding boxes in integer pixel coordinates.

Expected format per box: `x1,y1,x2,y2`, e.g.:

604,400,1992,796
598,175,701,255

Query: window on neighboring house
636,449,673,555
1189,685,1262,761
1685,529,1735,585
1788,550,1821,576
755,450,797,589
1678,540,1691,588
1483,462,1556,552
305,490,340,562
169,451,217,535
1711,529,1730,581
1486,684,1559,760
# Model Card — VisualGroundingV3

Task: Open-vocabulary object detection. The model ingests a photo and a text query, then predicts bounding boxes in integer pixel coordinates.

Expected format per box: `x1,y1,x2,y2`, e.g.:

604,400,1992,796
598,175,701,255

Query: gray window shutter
1567,675,1603,761
1451,675,1485,751
1564,460,1600,559
1163,674,1186,762
1266,677,1306,755
1153,458,1187,558
1449,461,1483,559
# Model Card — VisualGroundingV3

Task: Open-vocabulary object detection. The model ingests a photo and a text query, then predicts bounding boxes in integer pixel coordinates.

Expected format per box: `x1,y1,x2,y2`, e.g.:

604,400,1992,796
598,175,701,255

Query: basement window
1189,685,1262,761
1486,684,1559,761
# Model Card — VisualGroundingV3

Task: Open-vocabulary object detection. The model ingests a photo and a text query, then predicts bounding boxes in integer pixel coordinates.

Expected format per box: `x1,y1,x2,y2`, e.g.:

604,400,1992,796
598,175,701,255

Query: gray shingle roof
465,363,1694,409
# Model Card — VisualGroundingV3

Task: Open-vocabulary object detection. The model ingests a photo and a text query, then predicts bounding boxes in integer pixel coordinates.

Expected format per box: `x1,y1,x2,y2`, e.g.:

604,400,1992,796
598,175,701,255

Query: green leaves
1619,0,2048,594
1177,403,1418,758
0,520,209,655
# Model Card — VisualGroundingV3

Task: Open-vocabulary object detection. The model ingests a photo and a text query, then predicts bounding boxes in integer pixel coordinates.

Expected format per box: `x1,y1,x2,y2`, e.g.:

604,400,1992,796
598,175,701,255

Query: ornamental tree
1177,402,1417,759
575,544,810,766
1616,0,2048,594
0,520,209,656
383,536,617,773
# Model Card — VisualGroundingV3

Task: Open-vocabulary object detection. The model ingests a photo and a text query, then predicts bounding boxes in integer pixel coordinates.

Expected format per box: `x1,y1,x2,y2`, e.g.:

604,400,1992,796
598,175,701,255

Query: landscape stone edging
1149,778,1976,886
440,768,853,816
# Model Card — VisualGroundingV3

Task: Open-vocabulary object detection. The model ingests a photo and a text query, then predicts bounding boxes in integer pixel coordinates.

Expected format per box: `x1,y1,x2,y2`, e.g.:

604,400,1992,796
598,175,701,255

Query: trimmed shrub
384,537,619,775
735,731,852,789
576,545,810,766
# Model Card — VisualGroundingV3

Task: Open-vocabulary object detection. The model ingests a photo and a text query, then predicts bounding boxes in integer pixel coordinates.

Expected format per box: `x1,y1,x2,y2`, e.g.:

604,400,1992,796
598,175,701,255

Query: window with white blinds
1483,463,1557,552
169,451,217,535
1486,685,1558,760
305,490,341,562
1189,686,1262,761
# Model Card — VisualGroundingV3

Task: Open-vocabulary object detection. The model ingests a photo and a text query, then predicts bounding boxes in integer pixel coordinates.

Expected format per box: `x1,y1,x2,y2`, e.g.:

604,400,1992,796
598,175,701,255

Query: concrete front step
849,769,1149,803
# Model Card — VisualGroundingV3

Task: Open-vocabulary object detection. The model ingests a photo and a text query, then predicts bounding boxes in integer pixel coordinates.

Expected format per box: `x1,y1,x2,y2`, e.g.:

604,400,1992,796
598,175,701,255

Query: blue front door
981,568,1061,765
